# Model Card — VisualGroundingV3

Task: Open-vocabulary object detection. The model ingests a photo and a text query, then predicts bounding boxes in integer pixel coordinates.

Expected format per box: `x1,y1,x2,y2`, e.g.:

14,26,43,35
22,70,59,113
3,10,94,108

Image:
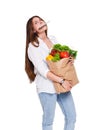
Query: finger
69,80,72,84
67,88,71,92
70,85,72,88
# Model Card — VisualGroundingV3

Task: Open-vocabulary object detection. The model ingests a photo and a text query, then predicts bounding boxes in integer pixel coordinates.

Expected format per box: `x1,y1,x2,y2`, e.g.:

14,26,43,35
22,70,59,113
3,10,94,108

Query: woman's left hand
69,57,74,64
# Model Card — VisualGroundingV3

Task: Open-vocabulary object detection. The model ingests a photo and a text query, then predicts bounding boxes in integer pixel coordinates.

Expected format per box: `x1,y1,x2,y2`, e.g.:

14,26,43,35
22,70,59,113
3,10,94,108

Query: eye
35,21,38,24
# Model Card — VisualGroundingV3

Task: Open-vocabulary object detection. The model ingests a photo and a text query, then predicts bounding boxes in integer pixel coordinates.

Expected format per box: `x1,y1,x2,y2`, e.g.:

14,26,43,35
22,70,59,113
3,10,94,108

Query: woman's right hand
62,80,72,91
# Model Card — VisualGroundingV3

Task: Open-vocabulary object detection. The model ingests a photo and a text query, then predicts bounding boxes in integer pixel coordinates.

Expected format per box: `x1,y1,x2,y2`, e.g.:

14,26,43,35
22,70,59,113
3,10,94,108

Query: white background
0,0,95,130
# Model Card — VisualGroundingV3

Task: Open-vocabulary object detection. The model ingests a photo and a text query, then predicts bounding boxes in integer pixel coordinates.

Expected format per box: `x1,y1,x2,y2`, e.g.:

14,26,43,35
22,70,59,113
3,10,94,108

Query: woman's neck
38,32,53,49
38,32,47,41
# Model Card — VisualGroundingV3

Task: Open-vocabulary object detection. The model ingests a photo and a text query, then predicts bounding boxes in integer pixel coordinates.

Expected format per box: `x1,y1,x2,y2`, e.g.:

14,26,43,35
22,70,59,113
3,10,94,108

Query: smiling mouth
39,24,47,30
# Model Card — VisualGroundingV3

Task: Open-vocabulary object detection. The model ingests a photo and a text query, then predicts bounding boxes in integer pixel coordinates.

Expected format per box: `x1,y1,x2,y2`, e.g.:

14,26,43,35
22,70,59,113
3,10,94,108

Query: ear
33,30,36,33
34,31,36,33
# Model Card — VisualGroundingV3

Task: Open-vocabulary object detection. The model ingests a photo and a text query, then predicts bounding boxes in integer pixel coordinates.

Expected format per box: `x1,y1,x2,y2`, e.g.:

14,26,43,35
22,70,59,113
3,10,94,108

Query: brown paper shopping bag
47,58,79,93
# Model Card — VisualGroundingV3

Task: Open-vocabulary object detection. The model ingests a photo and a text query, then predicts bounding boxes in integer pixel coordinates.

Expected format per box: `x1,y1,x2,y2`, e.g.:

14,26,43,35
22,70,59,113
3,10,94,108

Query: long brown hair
25,16,47,82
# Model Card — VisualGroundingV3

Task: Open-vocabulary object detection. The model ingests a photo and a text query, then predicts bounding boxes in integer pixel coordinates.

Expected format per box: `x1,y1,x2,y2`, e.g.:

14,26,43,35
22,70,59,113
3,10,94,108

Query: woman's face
32,17,47,34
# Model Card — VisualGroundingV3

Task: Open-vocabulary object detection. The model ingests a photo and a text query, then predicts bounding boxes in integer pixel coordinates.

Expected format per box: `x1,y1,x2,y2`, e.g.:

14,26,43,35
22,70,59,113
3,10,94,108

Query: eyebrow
34,20,38,23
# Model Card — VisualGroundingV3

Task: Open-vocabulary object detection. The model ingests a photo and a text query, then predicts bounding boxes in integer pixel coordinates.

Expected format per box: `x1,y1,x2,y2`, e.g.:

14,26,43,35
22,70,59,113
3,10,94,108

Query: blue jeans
39,91,76,130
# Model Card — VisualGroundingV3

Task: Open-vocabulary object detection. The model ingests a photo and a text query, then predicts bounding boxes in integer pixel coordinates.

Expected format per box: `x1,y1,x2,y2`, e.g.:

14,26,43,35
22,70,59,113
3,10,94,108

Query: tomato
60,51,70,58
50,49,59,56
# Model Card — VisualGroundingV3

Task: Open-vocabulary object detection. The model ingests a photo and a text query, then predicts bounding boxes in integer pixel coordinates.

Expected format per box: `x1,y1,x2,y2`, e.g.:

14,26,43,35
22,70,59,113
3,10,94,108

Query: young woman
25,15,76,130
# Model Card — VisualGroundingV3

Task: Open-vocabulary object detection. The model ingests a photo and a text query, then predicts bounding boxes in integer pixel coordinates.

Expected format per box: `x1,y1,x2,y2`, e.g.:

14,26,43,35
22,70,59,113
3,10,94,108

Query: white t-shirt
28,35,58,93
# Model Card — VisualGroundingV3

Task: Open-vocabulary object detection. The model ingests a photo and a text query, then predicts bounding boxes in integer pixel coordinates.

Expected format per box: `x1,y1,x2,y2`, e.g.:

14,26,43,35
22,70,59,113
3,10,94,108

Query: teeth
39,24,47,30
39,21,50,30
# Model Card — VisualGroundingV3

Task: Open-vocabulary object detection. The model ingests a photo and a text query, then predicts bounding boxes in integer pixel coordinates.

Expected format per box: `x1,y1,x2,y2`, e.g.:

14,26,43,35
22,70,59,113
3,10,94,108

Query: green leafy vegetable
69,50,77,59
52,53,60,62
52,43,78,59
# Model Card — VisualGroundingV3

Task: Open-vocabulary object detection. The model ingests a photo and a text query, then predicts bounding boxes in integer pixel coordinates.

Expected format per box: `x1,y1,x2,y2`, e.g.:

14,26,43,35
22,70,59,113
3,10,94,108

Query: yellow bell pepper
46,55,53,60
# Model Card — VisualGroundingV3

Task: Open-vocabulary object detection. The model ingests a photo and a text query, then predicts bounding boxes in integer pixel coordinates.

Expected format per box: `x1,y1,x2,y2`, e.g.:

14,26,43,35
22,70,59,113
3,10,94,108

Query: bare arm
47,71,63,83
